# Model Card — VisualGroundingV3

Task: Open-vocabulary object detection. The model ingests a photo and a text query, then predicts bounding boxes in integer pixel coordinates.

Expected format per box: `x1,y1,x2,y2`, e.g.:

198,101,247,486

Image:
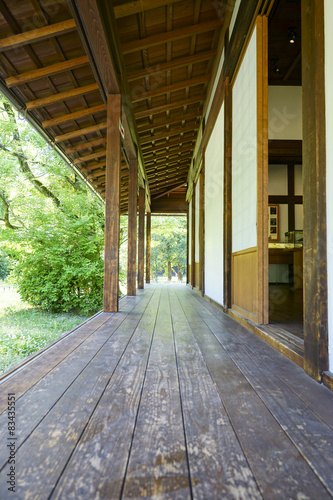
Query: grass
0,287,87,375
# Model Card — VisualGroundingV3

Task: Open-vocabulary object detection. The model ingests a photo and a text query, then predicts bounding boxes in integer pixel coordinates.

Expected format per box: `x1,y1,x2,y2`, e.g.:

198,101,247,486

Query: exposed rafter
54,122,107,142
42,104,105,128
5,55,89,87
135,95,204,119
26,83,99,110
132,75,210,103
0,19,76,51
122,18,223,54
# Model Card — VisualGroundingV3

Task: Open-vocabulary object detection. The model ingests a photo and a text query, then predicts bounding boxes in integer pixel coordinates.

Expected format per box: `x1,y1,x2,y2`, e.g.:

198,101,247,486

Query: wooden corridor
0,284,332,499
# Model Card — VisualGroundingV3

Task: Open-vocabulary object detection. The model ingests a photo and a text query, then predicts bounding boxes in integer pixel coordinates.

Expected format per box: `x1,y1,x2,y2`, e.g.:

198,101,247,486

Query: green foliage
151,216,187,280
0,93,105,315
0,251,10,280
0,302,86,374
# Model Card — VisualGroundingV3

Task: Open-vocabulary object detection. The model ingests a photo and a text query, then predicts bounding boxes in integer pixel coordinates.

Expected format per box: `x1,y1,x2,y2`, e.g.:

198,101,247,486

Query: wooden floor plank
0,311,118,413
0,289,155,499
183,288,333,497
0,295,144,472
122,287,191,499
50,287,161,499
176,286,332,499
191,290,333,430
169,287,262,500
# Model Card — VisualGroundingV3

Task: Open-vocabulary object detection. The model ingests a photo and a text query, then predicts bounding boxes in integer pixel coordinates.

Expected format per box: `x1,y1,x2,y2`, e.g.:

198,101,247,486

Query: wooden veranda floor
0,284,333,499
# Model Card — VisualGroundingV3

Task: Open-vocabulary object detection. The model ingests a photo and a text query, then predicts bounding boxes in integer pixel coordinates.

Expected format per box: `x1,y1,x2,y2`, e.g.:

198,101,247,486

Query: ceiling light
288,27,297,44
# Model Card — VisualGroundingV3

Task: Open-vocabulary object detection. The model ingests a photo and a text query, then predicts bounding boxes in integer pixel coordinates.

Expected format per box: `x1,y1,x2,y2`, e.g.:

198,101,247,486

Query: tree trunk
168,261,172,281
177,264,182,281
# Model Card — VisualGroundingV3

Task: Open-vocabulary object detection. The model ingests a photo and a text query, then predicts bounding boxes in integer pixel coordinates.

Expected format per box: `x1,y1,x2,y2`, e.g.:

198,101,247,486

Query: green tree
151,216,186,281
0,94,105,314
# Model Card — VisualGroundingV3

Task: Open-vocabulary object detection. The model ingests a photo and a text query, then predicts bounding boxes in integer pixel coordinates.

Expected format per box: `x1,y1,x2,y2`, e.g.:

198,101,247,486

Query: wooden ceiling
0,0,227,213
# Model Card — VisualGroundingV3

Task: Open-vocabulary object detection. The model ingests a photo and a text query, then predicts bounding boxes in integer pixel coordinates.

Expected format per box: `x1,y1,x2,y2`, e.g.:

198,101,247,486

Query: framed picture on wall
268,204,279,241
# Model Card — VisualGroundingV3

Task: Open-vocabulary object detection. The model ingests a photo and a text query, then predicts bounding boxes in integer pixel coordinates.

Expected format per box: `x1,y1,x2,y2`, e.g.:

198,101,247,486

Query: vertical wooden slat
186,202,189,284
302,0,328,380
199,169,205,294
127,159,138,296
256,16,269,325
224,78,232,310
138,187,145,289
103,94,121,312
191,188,196,288
146,211,151,283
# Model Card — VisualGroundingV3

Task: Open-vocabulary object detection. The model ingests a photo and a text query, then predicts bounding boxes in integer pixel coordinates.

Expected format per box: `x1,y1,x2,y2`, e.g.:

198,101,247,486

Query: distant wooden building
0,0,331,388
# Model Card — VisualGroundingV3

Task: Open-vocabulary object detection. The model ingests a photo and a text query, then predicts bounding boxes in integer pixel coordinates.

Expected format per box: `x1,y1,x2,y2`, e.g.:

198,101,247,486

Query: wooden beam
138,111,201,134
302,0,328,380
137,187,145,289
140,124,199,145
103,94,121,312
0,19,76,51
132,75,211,103
128,50,217,81
81,160,106,172
135,95,204,119
199,171,204,294
151,197,187,213
152,182,186,199
191,189,195,287
127,159,138,296
74,150,106,164
65,137,106,154
42,104,105,128
142,137,195,155
114,0,183,18
5,55,89,87
283,52,301,82
256,16,269,325
54,122,107,142
26,83,99,110
146,211,151,283
224,79,232,310
122,19,223,54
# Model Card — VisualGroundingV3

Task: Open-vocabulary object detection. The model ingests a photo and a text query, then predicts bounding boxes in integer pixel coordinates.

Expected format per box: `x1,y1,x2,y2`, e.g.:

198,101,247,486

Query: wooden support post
302,0,328,380
186,203,189,284
224,78,232,310
191,188,196,287
199,169,205,295
257,16,269,325
146,212,151,283
138,187,145,289
127,159,138,296
103,94,121,312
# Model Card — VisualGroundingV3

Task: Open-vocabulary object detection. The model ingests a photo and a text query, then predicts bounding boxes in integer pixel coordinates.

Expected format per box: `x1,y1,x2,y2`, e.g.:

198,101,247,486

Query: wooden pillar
103,94,121,312
186,202,189,284
137,187,145,289
224,78,232,310
146,211,151,283
191,188,195,287
257,16,269,325
199,169,205,294
127,159,138,296
302,0,328,380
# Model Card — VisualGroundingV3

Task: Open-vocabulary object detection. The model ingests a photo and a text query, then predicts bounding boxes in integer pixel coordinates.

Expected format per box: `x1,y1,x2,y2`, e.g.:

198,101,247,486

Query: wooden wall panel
232,247,258,322
194,262,200,290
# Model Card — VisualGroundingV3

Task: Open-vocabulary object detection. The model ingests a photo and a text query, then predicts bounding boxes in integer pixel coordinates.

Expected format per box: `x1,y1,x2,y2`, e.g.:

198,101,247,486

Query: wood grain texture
5,55,89,87
0,19,76,51
181,287,333,499
122,288,190,498
302,0,328,380
169,288,261,499
50,287,160,500
232,247,258,322
256,15,269,325
42,104,105,128
103,94,121,312
146,211,151,283
54,122,107,142
26,83,99,110
127,159,138,296
138,187,145,289
224,79,232,309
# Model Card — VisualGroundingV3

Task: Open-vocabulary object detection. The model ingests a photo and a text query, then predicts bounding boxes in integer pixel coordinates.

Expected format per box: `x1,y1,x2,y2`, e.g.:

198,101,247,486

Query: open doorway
267,0,303,339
